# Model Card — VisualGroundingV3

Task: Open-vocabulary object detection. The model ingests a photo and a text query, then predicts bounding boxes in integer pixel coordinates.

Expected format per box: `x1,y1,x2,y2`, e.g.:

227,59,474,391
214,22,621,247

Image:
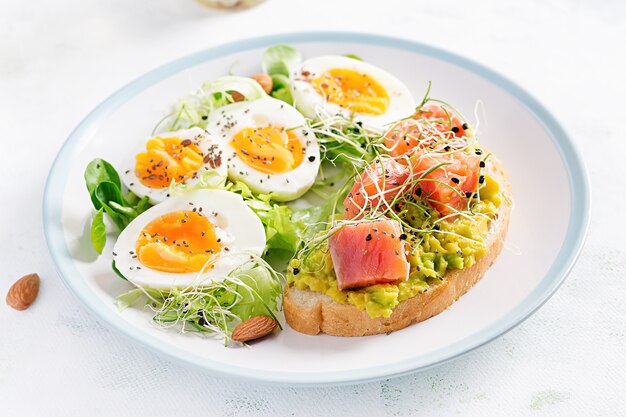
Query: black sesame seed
308,156,316,162
465,191,472,198
433,224,440,230
462,123,468,130
475,149,483,155
293,268,300,275
480,161,486,168
365,234,372,241
451,126,460,133
399,233,407,240
479,175,485,184
415,188,422,197
451,177,460,184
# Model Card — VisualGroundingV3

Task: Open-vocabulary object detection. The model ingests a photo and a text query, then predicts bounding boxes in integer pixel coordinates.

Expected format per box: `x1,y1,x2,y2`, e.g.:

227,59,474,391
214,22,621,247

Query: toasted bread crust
284,155,512,336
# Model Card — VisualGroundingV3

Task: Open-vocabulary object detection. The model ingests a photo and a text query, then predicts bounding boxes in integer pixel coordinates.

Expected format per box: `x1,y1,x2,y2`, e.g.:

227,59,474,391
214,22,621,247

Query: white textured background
1,0,624,415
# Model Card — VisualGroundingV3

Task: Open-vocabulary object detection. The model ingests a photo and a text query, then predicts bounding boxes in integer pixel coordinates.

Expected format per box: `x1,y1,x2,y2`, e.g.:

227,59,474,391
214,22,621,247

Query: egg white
121,127,227,205
113,189,266,289
291,55,415,131
207,97,320,201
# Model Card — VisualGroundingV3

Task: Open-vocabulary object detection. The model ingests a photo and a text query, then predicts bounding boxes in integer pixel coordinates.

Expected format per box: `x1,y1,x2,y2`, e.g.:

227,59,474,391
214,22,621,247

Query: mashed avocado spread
287,174,504,318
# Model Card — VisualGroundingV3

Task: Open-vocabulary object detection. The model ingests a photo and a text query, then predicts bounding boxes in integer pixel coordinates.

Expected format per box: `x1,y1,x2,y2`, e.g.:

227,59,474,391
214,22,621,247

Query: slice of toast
283,155,512,336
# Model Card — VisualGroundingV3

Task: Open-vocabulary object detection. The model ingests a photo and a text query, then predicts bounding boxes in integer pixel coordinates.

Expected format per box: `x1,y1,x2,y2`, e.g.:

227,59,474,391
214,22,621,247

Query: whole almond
251,73,273,94
232,315,278,342
230,90,245,102
6,273,40,311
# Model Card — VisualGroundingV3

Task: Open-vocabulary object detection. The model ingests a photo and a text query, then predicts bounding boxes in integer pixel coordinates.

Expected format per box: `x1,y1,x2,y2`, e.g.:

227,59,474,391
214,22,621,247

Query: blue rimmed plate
43,32,590,386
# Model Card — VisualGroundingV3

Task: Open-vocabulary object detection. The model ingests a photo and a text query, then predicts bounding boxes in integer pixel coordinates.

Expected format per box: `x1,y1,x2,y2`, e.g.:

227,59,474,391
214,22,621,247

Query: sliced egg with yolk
291,55,415,130
207,97,320,201
113,189,266,288
122,127,227,204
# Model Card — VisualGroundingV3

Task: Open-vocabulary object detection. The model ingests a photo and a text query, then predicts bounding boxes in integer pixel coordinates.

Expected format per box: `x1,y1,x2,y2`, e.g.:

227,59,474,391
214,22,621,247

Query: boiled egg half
207,97,320,201
121,127,227,205
113,189,266,289
291,55,415,130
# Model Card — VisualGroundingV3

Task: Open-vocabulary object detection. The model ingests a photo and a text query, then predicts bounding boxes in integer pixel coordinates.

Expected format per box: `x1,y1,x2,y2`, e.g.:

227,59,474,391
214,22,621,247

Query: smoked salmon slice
384,104,469,158
343,158,410,220
329,219,410,290
412,150,480,218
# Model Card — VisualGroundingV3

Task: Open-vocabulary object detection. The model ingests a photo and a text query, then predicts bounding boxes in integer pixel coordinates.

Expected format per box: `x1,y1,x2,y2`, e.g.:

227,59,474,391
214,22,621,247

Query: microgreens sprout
119,253,283,346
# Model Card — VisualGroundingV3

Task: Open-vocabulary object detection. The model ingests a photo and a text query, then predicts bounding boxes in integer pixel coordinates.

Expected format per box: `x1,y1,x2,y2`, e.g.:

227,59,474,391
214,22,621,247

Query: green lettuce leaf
262,45,302,77
84,158,151,254
90,208,106,254
230,264,283,321
269,74,294,104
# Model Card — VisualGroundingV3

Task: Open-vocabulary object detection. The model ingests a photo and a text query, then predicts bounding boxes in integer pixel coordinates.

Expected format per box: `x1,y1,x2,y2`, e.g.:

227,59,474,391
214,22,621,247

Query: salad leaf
85,159,122,209
269,74,294,104
84,159,151,253
344,53,363,61
112,260,128,281
230,264,283,321
116,287,144,310
261,45,302,105
255,204,304,257
292,202,336,243
262,45,302,77
90,208,106,254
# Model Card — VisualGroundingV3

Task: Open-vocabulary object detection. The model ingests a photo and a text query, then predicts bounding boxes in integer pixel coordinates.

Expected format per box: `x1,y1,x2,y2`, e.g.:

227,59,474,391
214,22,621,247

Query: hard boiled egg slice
121,127,227,205
208,97,320,201
291,56,415,130
113,189,266,289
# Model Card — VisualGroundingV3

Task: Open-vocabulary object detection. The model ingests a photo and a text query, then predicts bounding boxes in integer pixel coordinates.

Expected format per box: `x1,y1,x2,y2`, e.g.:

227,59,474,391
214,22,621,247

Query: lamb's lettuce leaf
261,45,302,105
84,158,151,253
90,208,106,254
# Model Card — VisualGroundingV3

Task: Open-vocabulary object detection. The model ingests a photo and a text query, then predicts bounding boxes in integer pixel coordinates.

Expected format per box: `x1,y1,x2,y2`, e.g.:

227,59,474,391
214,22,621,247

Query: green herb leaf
85,159,122,209
90,208,106,254
262,45,302,77
112,260,128,281
84,158,153,253
269,74,294,104
344,53,363,61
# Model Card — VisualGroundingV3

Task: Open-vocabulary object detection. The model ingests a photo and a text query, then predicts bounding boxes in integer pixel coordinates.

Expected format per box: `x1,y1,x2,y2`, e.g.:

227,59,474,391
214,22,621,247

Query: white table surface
1,0,624,415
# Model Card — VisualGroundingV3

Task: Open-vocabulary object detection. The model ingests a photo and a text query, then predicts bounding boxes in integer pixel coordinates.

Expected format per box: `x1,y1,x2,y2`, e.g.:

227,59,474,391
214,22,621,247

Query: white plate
44,32,590,386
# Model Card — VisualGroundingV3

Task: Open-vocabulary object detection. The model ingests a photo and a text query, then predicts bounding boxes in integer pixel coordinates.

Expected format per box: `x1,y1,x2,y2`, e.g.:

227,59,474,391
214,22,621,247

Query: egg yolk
231,126,304,175
135,210,222,274
312,68,389,115
135,137,205,188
